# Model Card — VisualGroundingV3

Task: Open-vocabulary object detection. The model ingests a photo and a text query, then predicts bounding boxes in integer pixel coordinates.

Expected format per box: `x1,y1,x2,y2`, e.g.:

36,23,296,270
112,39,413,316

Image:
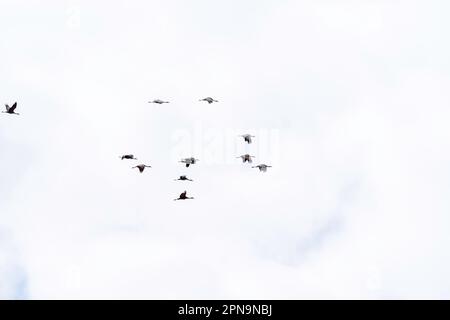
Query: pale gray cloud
1,0,450,299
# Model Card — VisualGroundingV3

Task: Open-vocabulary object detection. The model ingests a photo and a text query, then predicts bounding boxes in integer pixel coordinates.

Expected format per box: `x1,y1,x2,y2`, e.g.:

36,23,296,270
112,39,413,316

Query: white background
1,0,450,299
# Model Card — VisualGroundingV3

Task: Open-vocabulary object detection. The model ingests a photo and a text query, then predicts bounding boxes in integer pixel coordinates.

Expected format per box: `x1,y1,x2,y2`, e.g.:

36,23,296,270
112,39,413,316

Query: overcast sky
1,0,450,299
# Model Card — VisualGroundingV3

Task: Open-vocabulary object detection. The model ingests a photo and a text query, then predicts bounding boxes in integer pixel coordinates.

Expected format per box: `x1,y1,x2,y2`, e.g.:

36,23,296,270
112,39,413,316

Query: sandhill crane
239,134,255,144
132,164,152,173
174,191,194,201
199,97,218,104
180,157,199,167
252,164,272,172
148,99,169,104
237,154,255,163
174,175,193,182
120,154,137,160
2,102,19,115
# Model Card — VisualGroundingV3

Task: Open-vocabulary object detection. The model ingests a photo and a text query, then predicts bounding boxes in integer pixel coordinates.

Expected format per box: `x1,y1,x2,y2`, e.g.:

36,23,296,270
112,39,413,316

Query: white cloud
1,0,450,299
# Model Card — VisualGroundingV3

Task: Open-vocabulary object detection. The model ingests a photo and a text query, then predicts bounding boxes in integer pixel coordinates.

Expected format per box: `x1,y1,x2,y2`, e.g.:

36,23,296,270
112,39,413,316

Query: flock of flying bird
3,98,272,201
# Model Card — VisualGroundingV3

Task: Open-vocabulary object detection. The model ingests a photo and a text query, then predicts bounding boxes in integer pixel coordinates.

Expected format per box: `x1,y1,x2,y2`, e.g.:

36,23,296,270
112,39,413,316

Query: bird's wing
181,191,187,197
9,103,17,112
5,104,9,111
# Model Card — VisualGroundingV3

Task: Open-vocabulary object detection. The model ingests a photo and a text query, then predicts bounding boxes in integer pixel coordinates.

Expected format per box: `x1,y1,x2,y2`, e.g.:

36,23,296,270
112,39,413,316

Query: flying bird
179,157,199,168
148,99,169,104
132,164,152,173
252,164,272,172
240,134,255,144
120,154,137,160
237,154,255,163
174,175,193,182
174,191,194,201
2,102,19,115
199,97,218,104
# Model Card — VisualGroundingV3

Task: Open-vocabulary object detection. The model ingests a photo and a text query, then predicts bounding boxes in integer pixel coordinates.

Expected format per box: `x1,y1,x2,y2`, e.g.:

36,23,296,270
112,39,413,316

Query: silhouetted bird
240,134,255,144
199,97,218,104
120,154,137,160
237,154,255,163
252,164,272,172
174,175,193,182
2,102,19,115
149,99,169,104
132,164,152,173
174,191,194,201
180,157,199,168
